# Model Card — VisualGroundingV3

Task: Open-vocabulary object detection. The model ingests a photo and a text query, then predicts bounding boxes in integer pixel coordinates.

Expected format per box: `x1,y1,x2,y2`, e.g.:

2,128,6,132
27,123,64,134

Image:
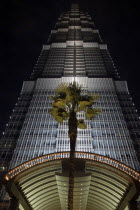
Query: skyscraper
1,3,140,210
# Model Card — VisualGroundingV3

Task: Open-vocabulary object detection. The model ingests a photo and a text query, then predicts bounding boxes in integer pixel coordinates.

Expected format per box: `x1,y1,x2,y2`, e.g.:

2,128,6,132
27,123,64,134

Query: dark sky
1,0,140,135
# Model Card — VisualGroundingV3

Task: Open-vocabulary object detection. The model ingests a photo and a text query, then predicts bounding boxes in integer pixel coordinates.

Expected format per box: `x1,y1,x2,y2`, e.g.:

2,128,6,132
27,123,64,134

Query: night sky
1,0,140,136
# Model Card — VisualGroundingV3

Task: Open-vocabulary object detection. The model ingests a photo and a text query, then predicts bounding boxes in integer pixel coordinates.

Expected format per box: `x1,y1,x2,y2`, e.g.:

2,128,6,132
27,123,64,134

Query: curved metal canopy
4,152,140,210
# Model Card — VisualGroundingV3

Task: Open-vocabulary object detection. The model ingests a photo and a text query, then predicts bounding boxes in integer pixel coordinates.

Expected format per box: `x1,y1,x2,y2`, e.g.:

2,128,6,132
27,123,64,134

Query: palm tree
49,81,100,210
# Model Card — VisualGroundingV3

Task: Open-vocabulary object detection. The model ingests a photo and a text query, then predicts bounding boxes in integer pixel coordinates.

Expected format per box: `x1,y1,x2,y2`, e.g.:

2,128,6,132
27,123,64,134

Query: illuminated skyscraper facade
0,3,140,205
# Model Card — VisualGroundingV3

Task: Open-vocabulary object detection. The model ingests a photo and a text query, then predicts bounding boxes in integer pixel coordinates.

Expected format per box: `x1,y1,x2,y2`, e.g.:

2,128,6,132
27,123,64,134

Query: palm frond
53,99,66,108
50,82,101,124
49,107,69,123
85,108,102,119
77,119,87,129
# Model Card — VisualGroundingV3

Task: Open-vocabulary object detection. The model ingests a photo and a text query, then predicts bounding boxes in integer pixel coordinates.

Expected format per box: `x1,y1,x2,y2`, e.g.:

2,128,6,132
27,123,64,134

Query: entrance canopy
4,152,140,210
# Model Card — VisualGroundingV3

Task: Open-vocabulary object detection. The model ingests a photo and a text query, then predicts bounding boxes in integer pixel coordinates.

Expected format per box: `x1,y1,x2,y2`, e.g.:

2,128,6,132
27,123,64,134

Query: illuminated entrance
3,152,140,210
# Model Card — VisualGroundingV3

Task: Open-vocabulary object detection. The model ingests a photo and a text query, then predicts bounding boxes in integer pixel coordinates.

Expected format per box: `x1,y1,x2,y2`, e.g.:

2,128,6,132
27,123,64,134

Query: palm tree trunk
68,111,77,210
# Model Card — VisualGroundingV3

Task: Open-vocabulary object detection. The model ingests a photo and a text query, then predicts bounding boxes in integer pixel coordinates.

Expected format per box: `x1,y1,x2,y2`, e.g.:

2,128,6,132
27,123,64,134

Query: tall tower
0,4,140,209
